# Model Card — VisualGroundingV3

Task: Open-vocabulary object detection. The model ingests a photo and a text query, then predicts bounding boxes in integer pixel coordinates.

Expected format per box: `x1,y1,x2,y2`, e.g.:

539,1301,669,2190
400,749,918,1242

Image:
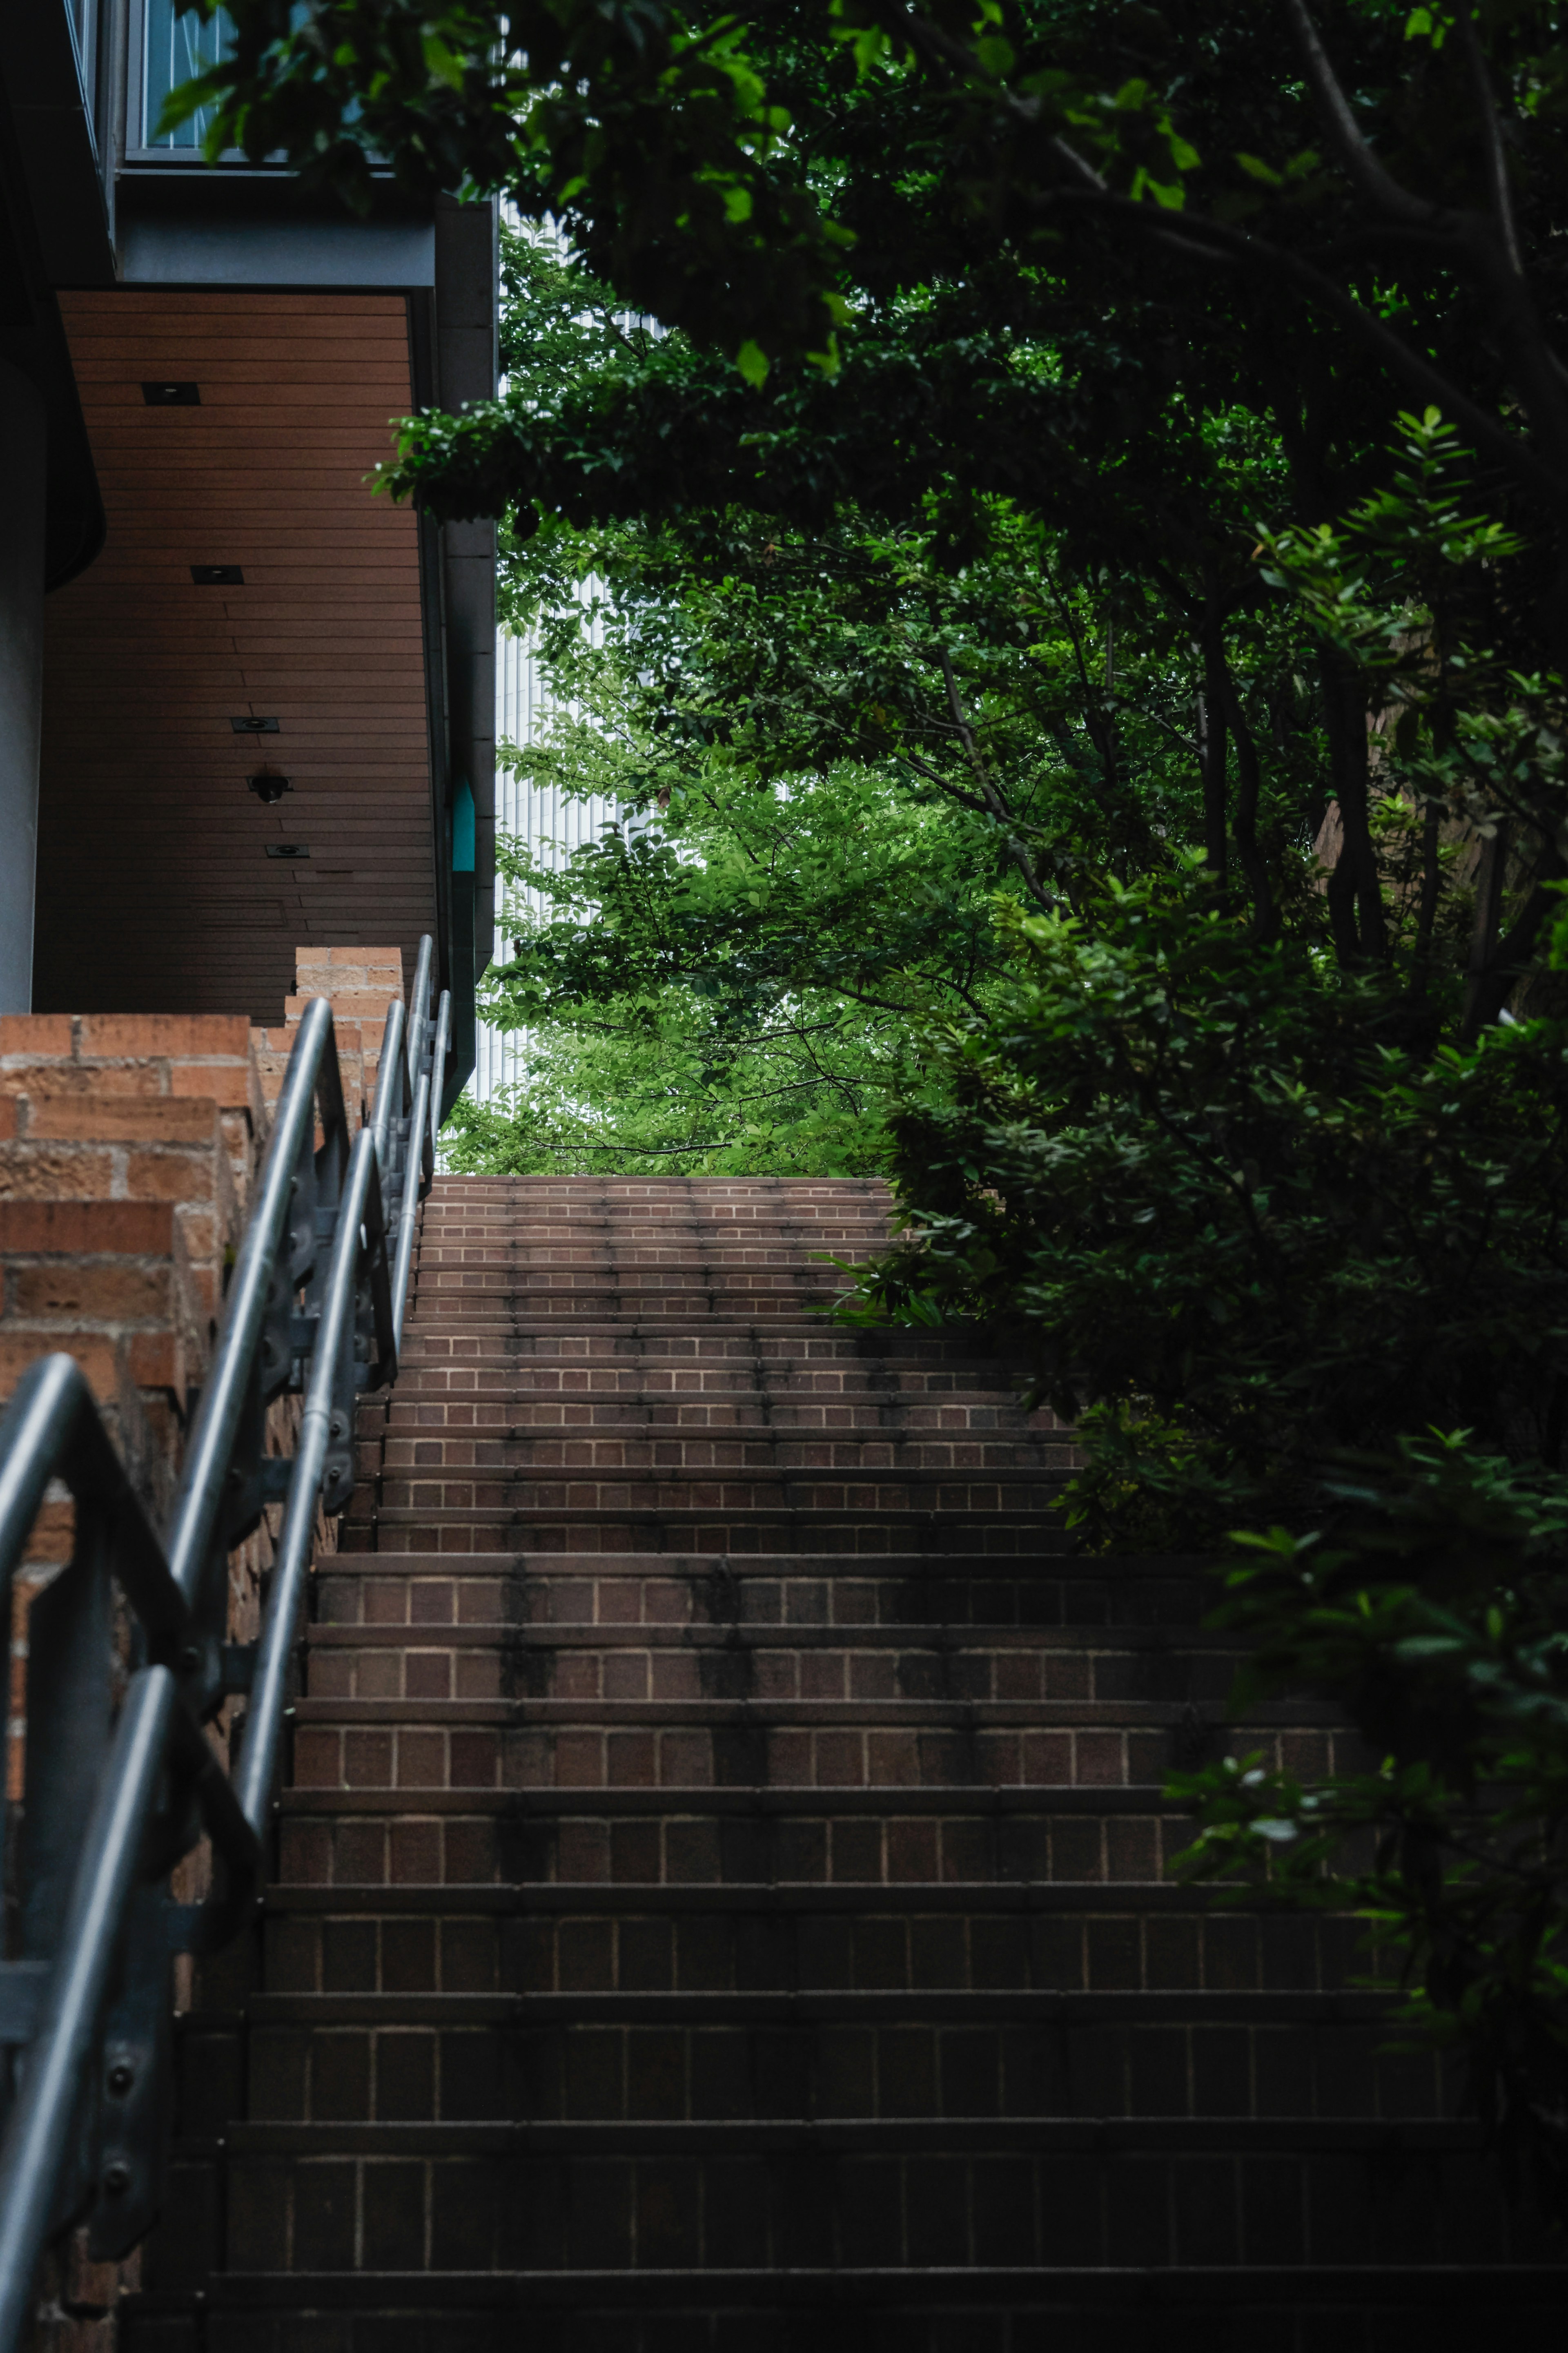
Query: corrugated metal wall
469,618,617,1106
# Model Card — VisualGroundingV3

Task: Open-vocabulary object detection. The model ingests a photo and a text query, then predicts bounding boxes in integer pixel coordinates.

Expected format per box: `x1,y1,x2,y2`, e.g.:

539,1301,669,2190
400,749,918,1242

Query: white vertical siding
468,615,618,1108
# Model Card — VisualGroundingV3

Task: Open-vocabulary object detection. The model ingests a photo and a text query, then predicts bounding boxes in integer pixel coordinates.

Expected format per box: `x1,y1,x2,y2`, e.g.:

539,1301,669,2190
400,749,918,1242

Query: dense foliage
184,1,1568,2213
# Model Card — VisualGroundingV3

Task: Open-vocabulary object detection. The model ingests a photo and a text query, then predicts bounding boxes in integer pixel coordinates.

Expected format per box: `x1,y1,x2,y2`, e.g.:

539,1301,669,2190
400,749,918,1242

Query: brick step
200,1994,1444,2129
392,1363,1029,1392
118,2264,1568,2353
226,1986,1399,2025
381,1453,1067,1482
421,1174,892,1185
284,1688,1322,1750
410,1242,864,1258
380,1440,1064,1473
407,1301,863,1323
380,1398,1055,1430
418,1184,888,1197
411,1243,889,1258
280,1780,1187,1813
419,1195,892,1209
299,1624,1243,1706
362,1487,1067,1535
411,1271,882,1293
283,1712,1327,1798
256,1879,1362,1994
395,1335,1022,1367
412,1268,868,1289
389,1367,1040,1397
421,1204,893,1223
365,1516,1075,1560
173,2105,1497,2156
399,1314,919,1335
415,1241,889,1262
149,2118,1521,2281
371,1491,1065,1523
281,1782,1190,1817
316,1552,1212,1629
413,1233,888,1254
419,1192,891,1203
272,1783,1218,1892
413,1237,891,1251
273,1795,1196,1890
412,1267,872,1287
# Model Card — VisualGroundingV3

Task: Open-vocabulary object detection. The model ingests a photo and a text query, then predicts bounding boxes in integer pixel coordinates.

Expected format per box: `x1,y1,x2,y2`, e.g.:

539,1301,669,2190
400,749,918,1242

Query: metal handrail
0,938,448,2347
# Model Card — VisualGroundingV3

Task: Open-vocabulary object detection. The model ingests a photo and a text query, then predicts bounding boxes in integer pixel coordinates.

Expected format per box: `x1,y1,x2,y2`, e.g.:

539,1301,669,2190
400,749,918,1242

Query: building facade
0,2,497,1109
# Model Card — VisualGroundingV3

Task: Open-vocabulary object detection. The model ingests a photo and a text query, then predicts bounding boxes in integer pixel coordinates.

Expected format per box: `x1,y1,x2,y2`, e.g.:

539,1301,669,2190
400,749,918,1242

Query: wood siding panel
36,290,437,1023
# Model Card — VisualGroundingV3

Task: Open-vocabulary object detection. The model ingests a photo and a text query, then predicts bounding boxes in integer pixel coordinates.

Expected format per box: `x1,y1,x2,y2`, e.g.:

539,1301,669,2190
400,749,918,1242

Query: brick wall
251,946,405,1132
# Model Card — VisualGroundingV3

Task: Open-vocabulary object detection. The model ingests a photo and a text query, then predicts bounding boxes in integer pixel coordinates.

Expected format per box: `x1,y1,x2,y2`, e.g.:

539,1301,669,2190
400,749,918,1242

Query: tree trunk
1319,649,1388,963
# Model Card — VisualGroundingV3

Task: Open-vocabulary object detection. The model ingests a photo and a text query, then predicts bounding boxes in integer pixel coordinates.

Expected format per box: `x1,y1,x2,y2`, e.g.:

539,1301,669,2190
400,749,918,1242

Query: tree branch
1040,560,1118,796
1196,599,1230,889
1277,0,1447,228
1214,658,1278,940
1041,186,1568,517
1453,0,1525,279
935,645,1060,910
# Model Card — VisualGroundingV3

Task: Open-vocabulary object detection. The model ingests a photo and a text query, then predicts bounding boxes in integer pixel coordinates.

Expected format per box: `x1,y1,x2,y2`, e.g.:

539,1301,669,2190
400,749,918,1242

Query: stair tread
191,2116,1490,2153
123,2264,1568,2311
233,1987,1388,2023
302,1622,1240,1649
319,1550,1211,1569
288,1696,1328,1724
278,1783,1186,1815
258,1880,1279,1913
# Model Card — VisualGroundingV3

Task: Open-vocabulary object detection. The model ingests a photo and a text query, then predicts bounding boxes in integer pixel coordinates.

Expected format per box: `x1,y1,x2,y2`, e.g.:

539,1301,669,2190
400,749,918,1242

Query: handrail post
234,1129,383,1834
429,988,452,1165
163,995,335,1610
404,935,434,1104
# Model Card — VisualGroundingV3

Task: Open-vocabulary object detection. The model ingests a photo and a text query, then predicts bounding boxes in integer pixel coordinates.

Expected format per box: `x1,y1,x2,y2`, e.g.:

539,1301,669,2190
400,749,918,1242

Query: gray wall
0,364,47,1012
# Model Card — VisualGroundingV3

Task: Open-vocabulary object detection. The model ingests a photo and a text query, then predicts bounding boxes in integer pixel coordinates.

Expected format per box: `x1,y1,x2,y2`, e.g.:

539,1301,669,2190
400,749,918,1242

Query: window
141,0,234,149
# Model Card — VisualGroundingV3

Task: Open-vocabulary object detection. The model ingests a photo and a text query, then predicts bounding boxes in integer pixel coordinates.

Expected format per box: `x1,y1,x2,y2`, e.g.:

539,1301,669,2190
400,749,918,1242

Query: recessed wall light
191,564,243,585
143,381,200,406
265,844,310,860
230,717,280,734
248,772,292,804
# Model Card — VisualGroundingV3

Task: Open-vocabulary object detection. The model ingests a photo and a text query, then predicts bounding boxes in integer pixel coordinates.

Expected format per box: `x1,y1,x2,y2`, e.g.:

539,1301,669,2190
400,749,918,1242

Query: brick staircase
126,1176,1561,2351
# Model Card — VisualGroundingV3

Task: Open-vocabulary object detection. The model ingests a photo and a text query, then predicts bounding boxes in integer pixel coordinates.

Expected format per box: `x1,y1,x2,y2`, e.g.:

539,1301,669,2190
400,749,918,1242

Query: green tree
184,1,1568,977
179,3,1568,2206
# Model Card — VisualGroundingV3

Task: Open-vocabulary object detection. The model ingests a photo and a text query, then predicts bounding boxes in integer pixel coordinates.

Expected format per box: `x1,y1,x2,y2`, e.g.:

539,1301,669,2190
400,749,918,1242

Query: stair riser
361,1518,1075,1557
315,1567,1215,1631
285,1724,1342,1795
151,2142,1522,2281
406,1305,863,1325
258,1907,1374,2000
301,1646,1241,1708
381,1404,1059,1433
274,1816,1189,1891
191,2018,1446,2130
411,1263,866,1281
382,1440,1064,1470
389,1375,1041,1405
397,1337,1023,1367
116,2291,1568,2353
373,1486,1067,1520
